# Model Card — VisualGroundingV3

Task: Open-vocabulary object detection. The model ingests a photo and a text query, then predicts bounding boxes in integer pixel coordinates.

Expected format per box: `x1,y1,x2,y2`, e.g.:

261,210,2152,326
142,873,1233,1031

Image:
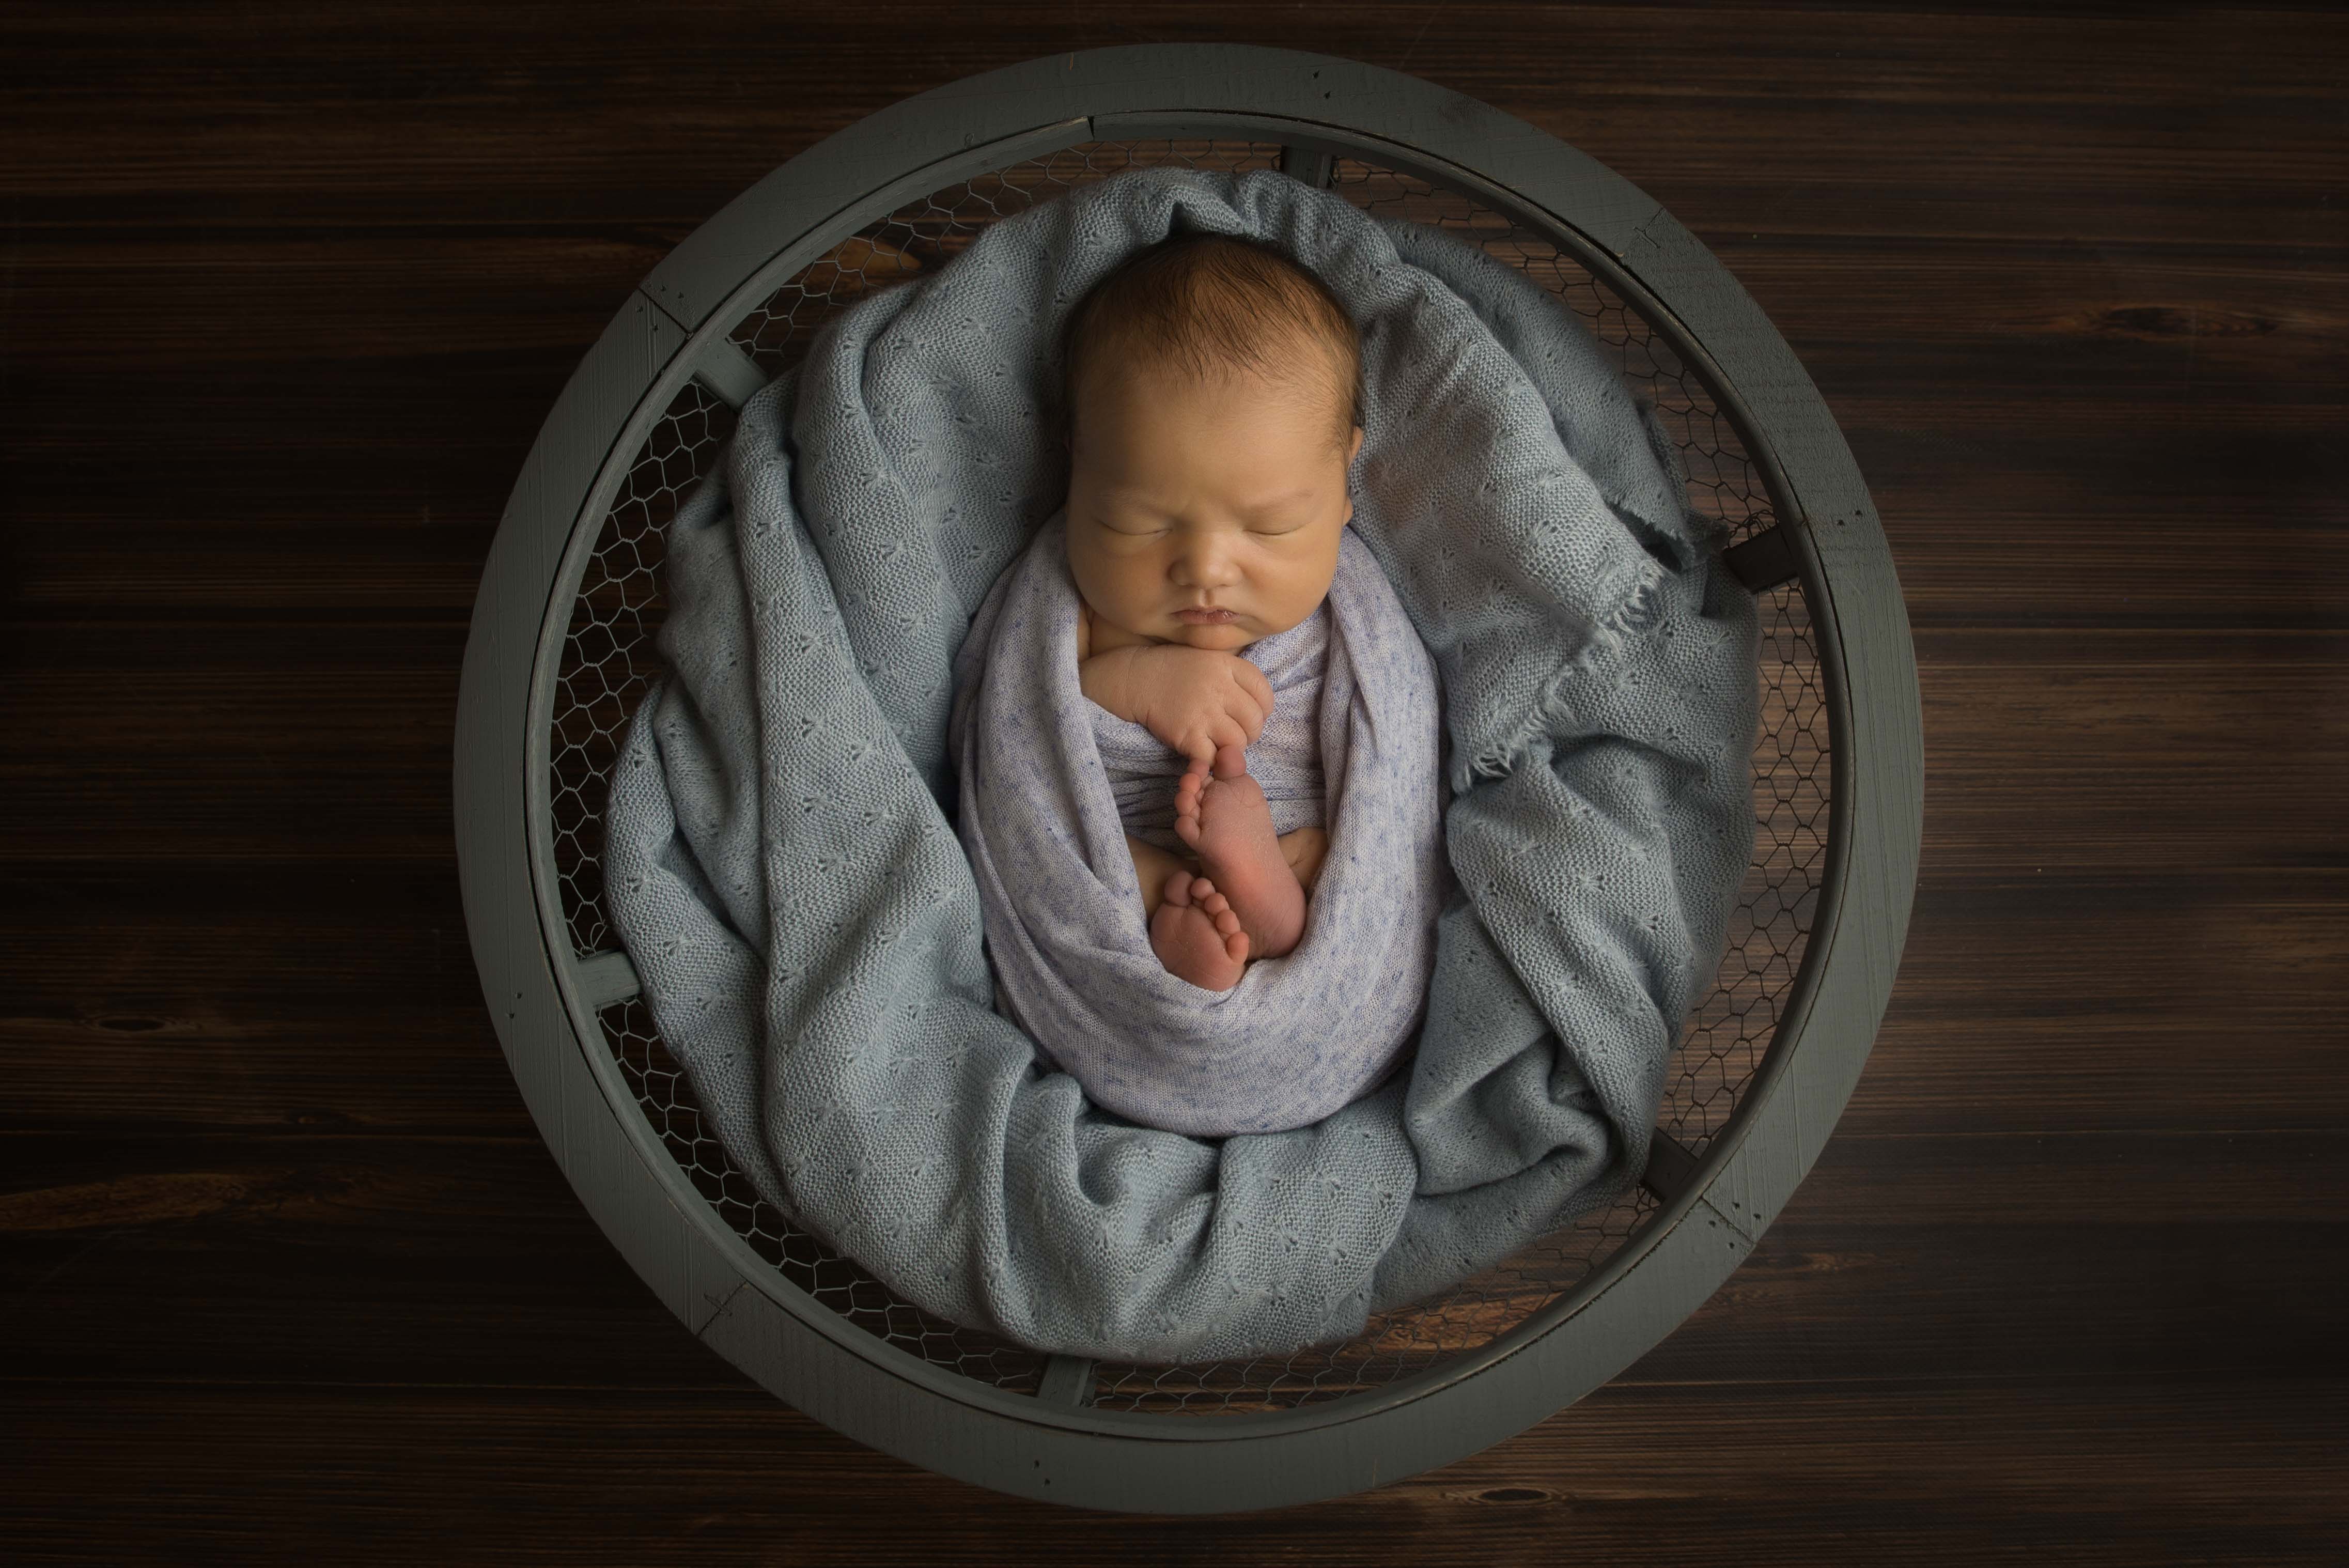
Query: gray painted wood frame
454,42,1923,1513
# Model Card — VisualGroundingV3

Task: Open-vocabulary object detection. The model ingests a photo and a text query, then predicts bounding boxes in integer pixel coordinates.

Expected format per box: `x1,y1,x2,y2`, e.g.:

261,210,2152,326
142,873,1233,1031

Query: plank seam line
637,287,692,337
1696,1193,1757,1250
695,1280,751,1340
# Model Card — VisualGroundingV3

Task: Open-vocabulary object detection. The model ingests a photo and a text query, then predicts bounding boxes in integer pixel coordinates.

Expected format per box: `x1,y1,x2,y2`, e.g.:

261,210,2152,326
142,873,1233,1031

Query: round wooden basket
454,43,1922,1512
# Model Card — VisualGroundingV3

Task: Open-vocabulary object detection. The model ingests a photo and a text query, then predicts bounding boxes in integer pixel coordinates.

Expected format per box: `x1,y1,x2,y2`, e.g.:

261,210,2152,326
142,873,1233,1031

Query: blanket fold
947,510,1450,1138
602,165,1760,1362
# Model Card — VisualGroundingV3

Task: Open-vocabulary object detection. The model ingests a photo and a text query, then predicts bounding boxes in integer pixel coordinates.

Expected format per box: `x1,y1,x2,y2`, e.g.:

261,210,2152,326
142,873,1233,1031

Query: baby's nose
1171,536,1240,587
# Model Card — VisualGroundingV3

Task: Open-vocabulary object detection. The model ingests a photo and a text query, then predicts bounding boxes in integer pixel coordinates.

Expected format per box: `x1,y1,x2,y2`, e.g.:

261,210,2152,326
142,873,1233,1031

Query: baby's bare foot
1148,871,1250,991
1170,743,1306,959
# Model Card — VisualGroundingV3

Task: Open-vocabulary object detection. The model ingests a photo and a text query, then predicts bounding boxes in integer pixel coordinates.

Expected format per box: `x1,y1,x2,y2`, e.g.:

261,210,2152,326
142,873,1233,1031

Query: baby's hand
1082,644,1273,765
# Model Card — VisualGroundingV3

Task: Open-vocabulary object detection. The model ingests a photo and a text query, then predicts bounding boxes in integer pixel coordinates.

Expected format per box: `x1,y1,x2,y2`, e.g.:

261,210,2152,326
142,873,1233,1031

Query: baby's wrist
1078,645,1147,722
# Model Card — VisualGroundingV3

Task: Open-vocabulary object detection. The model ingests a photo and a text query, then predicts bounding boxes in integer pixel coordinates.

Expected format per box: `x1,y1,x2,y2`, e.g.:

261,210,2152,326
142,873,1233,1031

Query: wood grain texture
2,2,2343,1560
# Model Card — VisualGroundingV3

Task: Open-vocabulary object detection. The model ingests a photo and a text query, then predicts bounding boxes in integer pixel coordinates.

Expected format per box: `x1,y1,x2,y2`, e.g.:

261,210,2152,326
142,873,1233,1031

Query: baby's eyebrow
1238,487,1320,512
1093,485,1321,514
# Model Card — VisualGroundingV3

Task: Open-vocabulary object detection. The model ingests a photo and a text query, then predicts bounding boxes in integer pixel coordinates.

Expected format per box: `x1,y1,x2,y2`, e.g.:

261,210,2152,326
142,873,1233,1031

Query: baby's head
1059,231,1364,653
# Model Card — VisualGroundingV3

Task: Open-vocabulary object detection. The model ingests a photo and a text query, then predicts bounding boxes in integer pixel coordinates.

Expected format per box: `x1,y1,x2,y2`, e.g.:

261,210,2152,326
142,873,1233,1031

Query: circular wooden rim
454,42,1922,1513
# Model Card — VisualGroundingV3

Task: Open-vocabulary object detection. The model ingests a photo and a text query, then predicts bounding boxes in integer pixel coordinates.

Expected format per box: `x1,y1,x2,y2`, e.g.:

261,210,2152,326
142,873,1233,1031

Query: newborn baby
1058,231,1365,992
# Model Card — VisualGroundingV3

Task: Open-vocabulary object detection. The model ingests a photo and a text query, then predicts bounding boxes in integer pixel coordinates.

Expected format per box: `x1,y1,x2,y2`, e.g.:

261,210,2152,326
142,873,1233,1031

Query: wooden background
5,3,2344,1561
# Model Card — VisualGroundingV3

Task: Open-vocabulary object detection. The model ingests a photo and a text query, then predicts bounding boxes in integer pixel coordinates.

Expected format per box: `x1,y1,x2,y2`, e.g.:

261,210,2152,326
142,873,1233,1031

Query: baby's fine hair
1057,230,1364,455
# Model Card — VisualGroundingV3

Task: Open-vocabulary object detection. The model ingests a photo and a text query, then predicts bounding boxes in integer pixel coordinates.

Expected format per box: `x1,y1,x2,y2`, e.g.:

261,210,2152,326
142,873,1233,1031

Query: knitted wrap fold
604,167,1760,1361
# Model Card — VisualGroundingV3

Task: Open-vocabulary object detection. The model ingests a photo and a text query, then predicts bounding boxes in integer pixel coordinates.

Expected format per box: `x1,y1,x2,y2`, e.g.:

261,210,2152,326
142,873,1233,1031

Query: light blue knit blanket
603,167,1760,1363
947,510,1450,1138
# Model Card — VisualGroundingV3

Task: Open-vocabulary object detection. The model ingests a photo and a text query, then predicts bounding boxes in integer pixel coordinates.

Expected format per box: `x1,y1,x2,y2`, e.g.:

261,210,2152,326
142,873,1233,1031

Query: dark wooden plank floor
5,3,2344,1561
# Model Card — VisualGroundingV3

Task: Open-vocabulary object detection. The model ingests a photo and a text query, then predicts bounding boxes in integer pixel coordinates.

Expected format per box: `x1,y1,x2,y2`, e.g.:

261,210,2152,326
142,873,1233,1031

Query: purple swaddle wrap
947,509,1452,1137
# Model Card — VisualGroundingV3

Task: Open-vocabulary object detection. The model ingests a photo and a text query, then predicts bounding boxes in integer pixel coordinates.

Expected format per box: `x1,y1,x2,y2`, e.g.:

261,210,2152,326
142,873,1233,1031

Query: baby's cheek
1266,560,1340,621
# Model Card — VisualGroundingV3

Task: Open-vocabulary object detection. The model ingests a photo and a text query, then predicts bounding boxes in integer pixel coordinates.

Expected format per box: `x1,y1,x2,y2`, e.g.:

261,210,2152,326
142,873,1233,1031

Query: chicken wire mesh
541,138,1831,1414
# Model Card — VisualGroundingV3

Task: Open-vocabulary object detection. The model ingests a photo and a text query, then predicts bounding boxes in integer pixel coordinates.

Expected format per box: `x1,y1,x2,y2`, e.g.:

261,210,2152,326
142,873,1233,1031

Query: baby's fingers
1235,661,1275,718
1228,668,1272,740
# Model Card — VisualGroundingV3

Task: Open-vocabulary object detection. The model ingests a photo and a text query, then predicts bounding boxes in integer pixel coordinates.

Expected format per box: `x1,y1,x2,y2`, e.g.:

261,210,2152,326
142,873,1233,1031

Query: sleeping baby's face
1064,355,1365,654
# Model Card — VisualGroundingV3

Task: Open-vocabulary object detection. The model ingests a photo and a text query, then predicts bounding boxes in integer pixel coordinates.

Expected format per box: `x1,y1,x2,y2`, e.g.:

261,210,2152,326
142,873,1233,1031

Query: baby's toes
1195,886,1243,936
1224,928,1251,964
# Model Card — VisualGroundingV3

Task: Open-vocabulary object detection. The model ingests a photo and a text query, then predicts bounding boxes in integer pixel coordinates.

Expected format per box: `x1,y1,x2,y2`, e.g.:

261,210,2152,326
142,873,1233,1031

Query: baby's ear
1348,425,1365,463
